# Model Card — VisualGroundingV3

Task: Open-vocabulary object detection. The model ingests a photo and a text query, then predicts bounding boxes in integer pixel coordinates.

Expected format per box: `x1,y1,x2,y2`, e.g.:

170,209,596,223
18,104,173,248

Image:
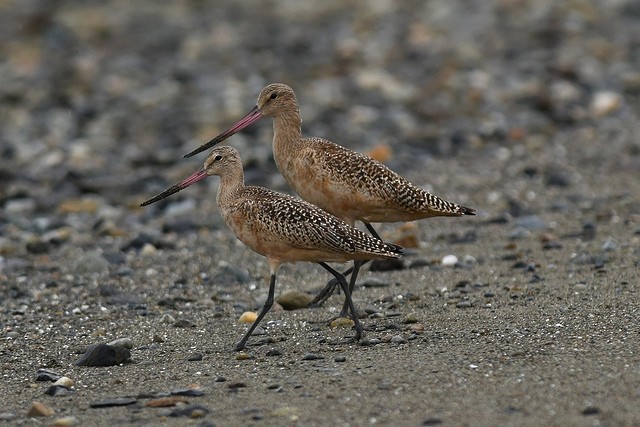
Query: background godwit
183,83,475,314
141,146,403,350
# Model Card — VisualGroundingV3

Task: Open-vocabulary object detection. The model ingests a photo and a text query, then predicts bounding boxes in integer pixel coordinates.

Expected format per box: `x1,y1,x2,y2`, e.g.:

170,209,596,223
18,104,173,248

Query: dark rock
35,369,62,382
334,356,347,362
187,353,203,361
90,398,137,408
169,405,211,418
75,343,131,367
265,349,282,356
582,406,600,415
44,385,73,396
171,388,205,397
369,258,404,272
302,353,324,361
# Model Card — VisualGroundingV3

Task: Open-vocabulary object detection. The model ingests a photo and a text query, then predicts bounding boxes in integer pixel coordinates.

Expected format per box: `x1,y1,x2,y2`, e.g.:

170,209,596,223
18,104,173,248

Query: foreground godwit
184,83,476,313
141,146,403,350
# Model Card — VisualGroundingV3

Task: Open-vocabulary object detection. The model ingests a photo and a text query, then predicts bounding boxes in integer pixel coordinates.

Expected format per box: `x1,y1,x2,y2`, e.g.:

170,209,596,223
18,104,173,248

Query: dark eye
214,155,222,161
270,93,278,100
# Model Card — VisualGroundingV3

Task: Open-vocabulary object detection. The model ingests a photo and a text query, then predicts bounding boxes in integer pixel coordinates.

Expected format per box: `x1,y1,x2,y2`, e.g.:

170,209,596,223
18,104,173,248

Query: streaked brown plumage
141,146,403,350
184,83,475,311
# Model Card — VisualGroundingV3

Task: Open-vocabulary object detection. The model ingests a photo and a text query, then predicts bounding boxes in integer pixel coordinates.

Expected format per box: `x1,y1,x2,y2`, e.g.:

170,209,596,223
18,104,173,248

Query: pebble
168,404,211,418
171,388,205,397
27,401,55,417
75,343,131,367
265,349,282,357
187,353,203,361
602,238,618,251
45,385,73,396
302,353,324,361
52,416,80,426
441,255,458,267
89,398,137,408
275,290,313,310
146,396,189,407
358,338,382,347
390,335,406,344
403,313,420,324
238,311,257,323
35,369,62,382
69,251,110,275
107,337,134,349
330,317,354,329
582,406,601,415
334,356,347,363
360,278,391,288
0,413,16,421
456,301,473,309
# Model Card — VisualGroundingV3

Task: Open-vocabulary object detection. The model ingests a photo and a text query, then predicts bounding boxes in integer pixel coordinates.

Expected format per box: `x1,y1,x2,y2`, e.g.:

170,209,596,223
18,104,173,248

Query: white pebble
441,255,458,267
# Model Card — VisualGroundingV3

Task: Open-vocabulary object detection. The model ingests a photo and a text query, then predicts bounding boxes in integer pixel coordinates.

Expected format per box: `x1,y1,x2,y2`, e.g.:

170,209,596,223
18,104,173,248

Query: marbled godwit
141,146,403,350
184,83,475,313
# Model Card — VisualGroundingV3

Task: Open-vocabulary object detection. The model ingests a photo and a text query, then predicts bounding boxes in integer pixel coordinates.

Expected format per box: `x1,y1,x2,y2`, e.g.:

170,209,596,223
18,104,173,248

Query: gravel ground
1,1,640,426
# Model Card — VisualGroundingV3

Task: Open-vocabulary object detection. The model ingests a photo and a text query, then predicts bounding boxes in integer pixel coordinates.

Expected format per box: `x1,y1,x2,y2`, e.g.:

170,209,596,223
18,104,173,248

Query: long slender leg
334,222,381,315
235,273,276,351
318,262,364,342
339,260,363,317
307,222,381,308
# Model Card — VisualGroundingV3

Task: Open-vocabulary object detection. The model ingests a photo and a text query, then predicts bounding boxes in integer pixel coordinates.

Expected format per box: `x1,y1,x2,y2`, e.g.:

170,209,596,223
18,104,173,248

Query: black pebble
90,398,137,408
75,343,131,367
35,369,62,382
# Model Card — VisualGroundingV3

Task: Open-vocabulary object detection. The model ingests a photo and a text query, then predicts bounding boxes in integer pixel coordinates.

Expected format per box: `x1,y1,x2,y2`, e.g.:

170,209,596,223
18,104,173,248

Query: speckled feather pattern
258,83,476,224
204,146,403,264
220,186,402,260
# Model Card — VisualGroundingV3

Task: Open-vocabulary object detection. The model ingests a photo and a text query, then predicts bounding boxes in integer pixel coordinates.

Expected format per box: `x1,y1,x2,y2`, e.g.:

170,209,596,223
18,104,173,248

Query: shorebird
184,83,476,314
141,146,403,350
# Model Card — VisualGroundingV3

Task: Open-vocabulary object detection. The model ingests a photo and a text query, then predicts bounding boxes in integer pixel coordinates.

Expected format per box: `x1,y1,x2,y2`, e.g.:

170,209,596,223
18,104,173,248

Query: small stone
265,349,282,357
236,352,253,360
441,255,458,267
360,278,391,288
35,369,62,382
107,337,134,349
582,406,600,415
52,376,74,388
276,290,313,310
358,338,382,347
302,353,324,361
369,258,404,271
390,335,406,344
146,396,189,407
168,404,211,418
26,238,50,254
271,406,300,419
140,243,157,256
51,416,79,426
238,311,257,323
170,388,205,397
330,317,354,329
590,91,621,117
69,251,110,275
173,319,195,328
422,418,443,425
89,398,137,408
187,353,203,361
602,238,618,251
45,385,73,397
159,314,176,324
364,304,382,315
0,413,16,421
403,313,420,324
334,356,347,363
228,382,247,389
456,301,473,309
74,343,131,367
27,401,55,417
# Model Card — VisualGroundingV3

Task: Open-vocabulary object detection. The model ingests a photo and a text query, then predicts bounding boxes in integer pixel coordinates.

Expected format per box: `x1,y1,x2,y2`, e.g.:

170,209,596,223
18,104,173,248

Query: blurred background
1,0,639,256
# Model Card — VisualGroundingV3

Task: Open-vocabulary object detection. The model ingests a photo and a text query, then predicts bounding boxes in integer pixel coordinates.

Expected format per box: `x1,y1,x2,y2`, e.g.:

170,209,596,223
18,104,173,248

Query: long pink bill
140,169,209,207
183,106,263,158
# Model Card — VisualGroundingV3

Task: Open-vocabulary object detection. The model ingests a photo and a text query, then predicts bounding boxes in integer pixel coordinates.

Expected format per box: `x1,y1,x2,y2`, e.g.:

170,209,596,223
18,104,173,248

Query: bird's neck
272,109,303,158
216,167,245,209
